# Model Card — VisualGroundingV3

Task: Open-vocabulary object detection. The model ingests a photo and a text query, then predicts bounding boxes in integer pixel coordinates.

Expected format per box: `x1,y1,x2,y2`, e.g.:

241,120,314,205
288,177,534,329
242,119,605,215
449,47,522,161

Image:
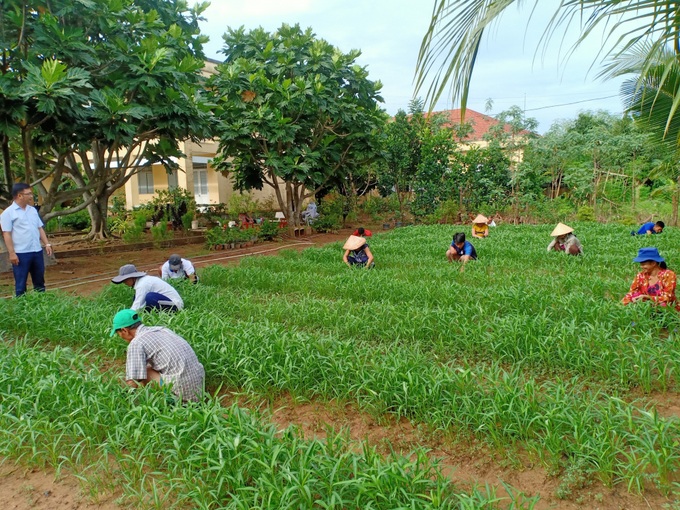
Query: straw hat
343,235,366,251
550,223,574,237
472,214,488,224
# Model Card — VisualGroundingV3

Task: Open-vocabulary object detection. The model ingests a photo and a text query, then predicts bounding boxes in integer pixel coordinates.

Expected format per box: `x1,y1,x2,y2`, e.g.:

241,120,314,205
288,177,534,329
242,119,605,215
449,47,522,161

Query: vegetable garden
2,223,680,508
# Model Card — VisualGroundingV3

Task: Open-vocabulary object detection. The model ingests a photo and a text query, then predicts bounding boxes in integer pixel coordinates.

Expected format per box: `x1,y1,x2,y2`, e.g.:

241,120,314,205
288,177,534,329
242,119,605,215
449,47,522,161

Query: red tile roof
428,108,530,141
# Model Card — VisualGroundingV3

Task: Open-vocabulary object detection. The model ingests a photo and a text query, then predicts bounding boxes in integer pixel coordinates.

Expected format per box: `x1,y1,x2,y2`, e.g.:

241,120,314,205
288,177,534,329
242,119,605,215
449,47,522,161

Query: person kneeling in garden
471,214,489,238
112,264,184,312
547,223,582,255
622,247,680,310
632,220,664,236
446,232,477,267
111,309,205,402
343,233,374,269
161,254,198,284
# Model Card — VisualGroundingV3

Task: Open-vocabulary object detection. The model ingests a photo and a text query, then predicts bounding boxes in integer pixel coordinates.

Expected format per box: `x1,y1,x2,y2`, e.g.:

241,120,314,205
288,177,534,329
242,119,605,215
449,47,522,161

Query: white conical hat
472,214,488,224
550,222,574,236
343,235,366,251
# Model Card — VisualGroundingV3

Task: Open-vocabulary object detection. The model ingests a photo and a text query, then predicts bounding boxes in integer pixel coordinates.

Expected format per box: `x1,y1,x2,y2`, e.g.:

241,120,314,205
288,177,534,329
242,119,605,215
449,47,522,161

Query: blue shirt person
446,232,477,269
634,221,664,235
0,183,53,296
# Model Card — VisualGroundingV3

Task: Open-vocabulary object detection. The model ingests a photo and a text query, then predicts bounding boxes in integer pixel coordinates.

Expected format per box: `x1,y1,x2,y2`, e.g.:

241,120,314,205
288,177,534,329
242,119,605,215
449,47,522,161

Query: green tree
415,0,680,129
0,0,212,238
611,42,680,223
209,24,384,228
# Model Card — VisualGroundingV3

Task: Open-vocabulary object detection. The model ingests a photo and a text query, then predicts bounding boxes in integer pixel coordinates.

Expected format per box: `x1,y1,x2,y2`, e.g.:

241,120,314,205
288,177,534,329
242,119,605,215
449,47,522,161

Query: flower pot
191,220,199,230
383,223,390,230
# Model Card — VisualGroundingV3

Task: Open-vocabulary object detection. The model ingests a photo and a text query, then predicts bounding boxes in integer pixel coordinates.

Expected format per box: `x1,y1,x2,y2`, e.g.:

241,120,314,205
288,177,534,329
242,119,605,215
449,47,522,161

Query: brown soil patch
0,463,119,510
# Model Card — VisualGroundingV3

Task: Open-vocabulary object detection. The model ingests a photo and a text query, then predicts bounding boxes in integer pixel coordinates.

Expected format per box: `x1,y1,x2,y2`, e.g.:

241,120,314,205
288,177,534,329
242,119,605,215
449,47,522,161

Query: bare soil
2,228,679,508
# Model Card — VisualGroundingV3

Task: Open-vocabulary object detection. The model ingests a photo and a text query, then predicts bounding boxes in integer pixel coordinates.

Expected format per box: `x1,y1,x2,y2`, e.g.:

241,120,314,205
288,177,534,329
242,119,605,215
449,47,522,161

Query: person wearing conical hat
471,214,489,239
622,247,680,310
343,233,374,268
547,223,582,255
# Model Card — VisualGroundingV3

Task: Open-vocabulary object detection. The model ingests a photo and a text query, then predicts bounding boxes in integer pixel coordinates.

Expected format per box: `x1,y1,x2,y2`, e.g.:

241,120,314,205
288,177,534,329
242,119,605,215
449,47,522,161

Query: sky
192,0,628,134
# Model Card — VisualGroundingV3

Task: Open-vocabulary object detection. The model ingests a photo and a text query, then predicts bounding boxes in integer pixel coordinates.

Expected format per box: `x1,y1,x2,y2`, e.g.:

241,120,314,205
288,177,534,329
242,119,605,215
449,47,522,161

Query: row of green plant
4,223,680,498
0,341,522,509
2,285,679,497
204,221,280,248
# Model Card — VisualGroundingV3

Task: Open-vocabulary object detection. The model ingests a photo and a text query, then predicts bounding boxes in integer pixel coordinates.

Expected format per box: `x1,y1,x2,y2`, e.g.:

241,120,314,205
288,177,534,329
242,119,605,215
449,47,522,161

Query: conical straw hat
472,214,488,224
550,222,574,237
343,235,366,251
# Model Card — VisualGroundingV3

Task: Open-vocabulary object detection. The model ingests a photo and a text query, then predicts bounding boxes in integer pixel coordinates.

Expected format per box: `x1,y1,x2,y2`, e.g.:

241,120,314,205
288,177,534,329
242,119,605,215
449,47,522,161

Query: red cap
353,228,372,237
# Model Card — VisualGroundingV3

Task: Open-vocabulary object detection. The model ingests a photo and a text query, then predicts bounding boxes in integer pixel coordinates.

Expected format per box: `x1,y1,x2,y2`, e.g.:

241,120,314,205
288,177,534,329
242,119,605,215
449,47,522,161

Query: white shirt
0,202,43,253
132,275,184,311
161,258,195,280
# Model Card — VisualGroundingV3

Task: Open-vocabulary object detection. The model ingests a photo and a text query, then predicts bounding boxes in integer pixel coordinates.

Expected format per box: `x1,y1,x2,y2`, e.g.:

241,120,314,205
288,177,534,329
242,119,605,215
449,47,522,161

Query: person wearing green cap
110,309,205,402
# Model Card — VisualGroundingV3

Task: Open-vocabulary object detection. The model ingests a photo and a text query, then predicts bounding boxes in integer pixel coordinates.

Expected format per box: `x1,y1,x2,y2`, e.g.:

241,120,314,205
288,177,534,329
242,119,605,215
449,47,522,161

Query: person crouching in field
622,247,680,310
547,223,582,255
471,214,489,238
112,264,184,312
343,233,374,268
446,232,477,267
632,220,664,236
111,309,205,402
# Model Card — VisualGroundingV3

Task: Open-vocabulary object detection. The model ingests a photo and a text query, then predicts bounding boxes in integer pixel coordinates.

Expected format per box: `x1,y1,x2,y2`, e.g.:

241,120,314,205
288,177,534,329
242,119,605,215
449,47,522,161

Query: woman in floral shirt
622,247,680,310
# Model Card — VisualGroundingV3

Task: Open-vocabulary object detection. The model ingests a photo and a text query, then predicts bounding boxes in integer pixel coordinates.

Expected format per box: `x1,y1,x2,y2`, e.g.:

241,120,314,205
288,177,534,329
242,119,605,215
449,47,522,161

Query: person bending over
547,223,582,255
111,309,204,402
446,232,477,267
112,264,184,312
633,220,664,236
343,234,374,269
161,254,197,283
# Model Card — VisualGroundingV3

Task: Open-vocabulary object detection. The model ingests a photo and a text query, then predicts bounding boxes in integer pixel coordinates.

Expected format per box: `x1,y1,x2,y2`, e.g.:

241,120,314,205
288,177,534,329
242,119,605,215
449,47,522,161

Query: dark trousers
13,250,45,296
144,292,179,312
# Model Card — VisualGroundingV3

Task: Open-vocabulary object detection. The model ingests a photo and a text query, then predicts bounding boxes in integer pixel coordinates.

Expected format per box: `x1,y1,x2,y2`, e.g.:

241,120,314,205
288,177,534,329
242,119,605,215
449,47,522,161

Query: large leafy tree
610,42,680,223
0,0,212,238
415,1,680,126
209,24,385,228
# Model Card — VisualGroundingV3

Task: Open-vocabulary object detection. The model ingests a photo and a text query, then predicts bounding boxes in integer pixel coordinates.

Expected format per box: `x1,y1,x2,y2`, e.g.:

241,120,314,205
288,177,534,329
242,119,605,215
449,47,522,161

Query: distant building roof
429,108,532,141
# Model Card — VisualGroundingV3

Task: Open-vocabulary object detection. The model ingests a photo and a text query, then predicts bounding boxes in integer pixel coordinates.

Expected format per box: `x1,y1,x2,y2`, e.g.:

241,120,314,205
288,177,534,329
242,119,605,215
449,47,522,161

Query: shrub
313,214,341,233
258,220,280,241
576,205,596,222
61,209,91,231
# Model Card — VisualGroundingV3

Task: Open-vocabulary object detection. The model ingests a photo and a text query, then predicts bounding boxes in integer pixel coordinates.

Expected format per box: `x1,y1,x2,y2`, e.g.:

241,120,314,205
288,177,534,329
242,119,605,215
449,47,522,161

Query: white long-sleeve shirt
132,275,184,311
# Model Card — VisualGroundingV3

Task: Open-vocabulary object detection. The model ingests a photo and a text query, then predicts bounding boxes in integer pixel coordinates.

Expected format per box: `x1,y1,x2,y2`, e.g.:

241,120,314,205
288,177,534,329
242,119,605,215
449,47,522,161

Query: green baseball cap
110,309,141,336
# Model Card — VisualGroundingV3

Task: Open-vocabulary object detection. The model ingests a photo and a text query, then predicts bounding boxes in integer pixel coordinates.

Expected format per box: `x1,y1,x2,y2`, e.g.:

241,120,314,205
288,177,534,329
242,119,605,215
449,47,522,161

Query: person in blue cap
632,220,664,235
622,247,680,310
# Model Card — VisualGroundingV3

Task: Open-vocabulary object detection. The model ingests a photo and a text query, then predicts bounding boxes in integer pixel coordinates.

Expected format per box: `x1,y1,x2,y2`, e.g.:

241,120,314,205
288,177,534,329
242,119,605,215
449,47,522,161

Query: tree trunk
86,194,111,240
674,175,680,227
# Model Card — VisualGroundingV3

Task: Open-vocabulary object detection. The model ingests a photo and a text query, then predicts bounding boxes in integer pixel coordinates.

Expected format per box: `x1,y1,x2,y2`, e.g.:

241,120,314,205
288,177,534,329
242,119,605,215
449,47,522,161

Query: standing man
160,254,197,283
0,183,53,296
110,309,205,402
112,264,184,312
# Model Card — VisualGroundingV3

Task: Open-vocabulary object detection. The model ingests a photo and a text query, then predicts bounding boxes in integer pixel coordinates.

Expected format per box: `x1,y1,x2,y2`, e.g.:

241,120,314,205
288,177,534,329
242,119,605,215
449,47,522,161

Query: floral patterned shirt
622,269,680,310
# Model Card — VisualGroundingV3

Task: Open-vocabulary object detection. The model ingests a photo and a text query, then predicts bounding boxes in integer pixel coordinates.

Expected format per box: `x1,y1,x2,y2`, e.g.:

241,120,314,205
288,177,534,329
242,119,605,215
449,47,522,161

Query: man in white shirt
160,254,197,283
112,264,184,312
0,183,53,296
